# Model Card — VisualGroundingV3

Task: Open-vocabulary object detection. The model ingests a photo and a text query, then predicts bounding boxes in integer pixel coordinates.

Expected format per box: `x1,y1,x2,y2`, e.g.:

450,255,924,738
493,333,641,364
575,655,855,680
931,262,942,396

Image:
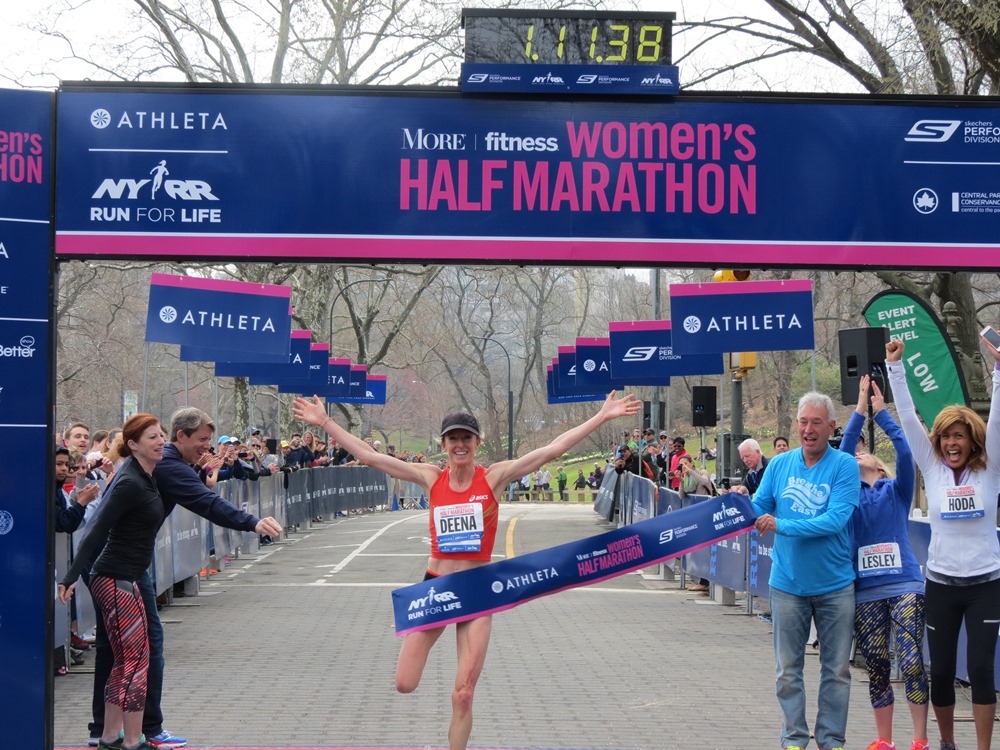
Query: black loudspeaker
692,386,717,427
838,327,893,406
641,400,665,430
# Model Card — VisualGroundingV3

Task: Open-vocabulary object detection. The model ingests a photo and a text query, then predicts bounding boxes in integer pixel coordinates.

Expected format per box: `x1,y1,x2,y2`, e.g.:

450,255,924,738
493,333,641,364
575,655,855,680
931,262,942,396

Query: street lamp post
473,336,514,461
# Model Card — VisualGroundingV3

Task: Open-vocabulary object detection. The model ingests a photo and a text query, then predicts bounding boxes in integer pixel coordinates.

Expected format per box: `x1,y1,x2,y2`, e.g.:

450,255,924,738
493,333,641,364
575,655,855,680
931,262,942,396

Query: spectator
751,391,860,750
668,437,690,490
80,408,282,749
64,422,91,453
556,465,568,501
654,431,671,483
90,430,111,455
773,436,790,454
541,467,552,500
726,438,769,496
55,448,98,533
641,427,655,450
677,454,715,498
285,433,312,468
533,469,543,501
60,413,167,750
592,462,604,486
574,469,588,501
614,443,655,482
841,374,928,750
887,338,1000,750
519,473,530,500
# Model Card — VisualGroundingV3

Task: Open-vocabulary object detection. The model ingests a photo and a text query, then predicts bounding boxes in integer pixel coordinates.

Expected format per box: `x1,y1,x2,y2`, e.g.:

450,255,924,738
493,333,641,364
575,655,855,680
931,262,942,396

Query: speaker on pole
692,386,717,427
838,327,893,406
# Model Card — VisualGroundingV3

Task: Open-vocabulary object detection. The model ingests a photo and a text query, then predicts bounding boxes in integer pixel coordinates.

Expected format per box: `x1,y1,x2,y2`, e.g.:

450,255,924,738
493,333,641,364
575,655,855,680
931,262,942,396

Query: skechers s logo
905,120,961,142
622,346,657,362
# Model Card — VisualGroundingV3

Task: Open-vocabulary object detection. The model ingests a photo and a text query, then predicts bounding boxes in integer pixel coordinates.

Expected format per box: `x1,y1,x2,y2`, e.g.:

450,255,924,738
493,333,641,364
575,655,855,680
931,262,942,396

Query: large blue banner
333,374,387,404
392,493,755,635
669,279,815,354
274,343,329,392
215,329,311,378
0,88,53,748
54,87,1000,269
145,273,293,355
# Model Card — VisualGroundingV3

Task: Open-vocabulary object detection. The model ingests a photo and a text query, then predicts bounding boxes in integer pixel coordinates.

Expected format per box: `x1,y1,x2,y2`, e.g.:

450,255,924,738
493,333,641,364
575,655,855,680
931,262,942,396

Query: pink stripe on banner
394,525,749,637
57,233,986,269
329,357,351,365
310,343,330,351
149,272,291,298
292,329,311,339
576,337,610,346
351,365,367,372
557,345,575,354
608,320,669,332
368,374,387,382
670,279,812,297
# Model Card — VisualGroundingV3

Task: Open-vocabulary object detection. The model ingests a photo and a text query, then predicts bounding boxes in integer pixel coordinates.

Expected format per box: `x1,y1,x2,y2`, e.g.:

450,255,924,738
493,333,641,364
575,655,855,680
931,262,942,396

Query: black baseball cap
440,412,481,438
618,444,632,454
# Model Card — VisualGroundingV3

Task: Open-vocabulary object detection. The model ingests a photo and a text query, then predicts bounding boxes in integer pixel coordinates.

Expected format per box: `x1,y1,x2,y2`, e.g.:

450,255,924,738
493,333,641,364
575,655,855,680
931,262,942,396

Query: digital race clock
462,9,674,66
460,9,678,95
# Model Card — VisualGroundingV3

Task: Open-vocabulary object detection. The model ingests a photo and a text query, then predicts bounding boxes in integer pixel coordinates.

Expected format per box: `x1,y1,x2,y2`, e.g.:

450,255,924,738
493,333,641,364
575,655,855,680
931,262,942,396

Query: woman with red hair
59,413,166,750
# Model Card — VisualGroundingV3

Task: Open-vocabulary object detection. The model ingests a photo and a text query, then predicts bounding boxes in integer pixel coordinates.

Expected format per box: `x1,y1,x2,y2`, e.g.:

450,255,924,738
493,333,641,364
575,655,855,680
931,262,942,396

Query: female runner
293,390,640,750
886,338,1000,750
58,414,166,750
840,375,927,750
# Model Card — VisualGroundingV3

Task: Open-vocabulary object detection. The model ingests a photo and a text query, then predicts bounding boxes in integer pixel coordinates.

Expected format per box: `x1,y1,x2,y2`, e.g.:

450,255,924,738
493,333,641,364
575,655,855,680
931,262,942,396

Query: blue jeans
770,583,854,750
86,570,165,738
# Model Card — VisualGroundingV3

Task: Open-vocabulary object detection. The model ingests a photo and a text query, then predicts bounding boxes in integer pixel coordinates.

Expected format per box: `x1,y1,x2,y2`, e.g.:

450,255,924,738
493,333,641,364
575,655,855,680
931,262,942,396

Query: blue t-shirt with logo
751,447,860,597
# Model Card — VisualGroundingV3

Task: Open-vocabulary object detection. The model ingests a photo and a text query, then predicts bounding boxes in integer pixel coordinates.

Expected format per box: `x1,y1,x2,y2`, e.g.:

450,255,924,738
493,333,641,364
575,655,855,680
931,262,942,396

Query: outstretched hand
291,395,327,428
599,391,642,421
870,379,885,414
856,375,871,414
885,339,903,362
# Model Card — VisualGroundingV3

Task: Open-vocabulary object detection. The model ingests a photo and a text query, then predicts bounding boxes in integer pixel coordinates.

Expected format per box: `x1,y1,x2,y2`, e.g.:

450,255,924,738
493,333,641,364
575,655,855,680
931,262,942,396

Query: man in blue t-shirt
751,392,860,750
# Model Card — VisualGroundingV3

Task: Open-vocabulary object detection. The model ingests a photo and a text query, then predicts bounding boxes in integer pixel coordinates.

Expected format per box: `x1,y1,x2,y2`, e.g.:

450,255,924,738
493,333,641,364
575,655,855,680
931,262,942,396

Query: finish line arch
3,81,1000,748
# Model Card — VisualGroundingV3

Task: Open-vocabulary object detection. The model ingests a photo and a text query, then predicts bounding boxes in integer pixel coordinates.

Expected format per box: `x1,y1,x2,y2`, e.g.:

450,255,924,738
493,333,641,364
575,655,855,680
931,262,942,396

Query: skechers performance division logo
1,335,35,357
905,120,961,142
623,346,657,361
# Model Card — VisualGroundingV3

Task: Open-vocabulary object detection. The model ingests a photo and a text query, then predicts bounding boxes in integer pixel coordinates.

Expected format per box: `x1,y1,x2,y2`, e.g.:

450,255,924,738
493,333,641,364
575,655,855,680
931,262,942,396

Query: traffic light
712,269,752,282
713,270,756,375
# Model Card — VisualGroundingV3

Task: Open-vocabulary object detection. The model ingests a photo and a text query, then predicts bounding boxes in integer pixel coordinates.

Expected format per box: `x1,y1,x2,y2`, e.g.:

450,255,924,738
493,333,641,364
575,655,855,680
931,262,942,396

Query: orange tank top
429,466,499,561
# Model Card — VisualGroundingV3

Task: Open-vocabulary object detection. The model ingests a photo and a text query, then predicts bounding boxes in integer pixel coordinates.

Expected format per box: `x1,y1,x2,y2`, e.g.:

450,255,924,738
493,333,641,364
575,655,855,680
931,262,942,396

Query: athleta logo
90,108,228,131
905,120,961,142
158,306,276,332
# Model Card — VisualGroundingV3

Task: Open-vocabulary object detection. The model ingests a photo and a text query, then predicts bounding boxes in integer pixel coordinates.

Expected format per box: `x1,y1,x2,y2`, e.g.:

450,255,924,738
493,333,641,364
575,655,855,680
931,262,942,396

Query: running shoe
866,740,895,750
96,739,122,750
88,736,100,747
148,729,187,748
911,741,929,750
71,633,92,650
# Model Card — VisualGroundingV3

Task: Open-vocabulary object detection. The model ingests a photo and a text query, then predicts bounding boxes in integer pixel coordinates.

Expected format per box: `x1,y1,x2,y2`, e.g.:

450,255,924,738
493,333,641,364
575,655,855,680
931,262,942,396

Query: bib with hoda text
941,485,984,520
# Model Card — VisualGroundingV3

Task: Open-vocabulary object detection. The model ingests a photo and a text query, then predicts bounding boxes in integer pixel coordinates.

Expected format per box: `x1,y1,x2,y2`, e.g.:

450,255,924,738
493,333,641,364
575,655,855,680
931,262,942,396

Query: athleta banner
669,279,814,354
863,290,969,425
391,493,756,635
145,273,292,355
214,329,311,378
54,87,1000,270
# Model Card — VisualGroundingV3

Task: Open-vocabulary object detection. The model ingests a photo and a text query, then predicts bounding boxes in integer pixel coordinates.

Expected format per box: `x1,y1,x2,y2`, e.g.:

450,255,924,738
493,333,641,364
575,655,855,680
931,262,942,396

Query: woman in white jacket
885,338,1000,750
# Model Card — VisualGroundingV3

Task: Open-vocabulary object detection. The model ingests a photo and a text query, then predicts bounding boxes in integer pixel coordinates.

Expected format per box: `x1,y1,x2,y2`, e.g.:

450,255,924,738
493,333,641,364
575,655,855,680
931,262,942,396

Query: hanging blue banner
0,87,53,748
391,493,756,635
546,366,604,404
314,356,351,398
608,320,672,385
348,365,367,399
215,329,311,378
574,337,619,392
333,374,387,404
669,279,814,354
145,273,292,356
275,343,329,392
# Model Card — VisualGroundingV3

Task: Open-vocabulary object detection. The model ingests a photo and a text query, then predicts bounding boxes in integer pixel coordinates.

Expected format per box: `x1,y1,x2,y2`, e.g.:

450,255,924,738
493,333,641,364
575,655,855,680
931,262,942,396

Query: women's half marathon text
400,120,756,215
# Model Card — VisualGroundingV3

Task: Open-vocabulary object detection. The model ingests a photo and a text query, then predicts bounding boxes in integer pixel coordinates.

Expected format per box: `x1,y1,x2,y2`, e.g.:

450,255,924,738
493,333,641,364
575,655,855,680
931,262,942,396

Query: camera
237,451,248,458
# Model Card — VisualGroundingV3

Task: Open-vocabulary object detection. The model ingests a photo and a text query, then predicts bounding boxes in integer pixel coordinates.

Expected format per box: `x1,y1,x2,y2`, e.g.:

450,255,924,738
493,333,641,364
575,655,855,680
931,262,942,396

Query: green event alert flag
863,290,969,427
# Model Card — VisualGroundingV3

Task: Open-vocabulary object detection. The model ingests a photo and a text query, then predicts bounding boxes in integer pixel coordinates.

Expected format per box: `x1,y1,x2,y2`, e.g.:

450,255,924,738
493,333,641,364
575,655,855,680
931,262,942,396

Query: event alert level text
90,207,222,223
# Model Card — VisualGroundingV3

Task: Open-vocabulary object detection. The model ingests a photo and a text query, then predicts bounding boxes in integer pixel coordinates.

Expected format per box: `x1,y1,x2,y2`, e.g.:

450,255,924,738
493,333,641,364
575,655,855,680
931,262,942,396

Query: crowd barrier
597,468,1000,689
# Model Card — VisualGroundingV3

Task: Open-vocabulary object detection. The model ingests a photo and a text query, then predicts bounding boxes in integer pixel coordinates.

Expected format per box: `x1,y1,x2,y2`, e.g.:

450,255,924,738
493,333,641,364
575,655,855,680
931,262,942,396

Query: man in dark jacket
54,448,97,533
84,408,282,748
